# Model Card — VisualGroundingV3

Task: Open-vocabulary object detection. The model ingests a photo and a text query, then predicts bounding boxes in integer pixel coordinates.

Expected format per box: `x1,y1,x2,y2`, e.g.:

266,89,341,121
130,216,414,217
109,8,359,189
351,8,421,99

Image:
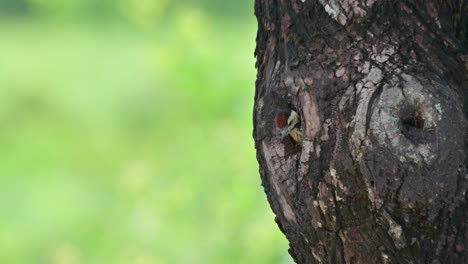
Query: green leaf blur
0,0,292,263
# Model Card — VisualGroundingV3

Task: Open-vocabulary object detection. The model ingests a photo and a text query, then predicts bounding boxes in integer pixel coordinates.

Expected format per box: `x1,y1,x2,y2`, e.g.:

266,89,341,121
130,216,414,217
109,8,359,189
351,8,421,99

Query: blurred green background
0,0,292,263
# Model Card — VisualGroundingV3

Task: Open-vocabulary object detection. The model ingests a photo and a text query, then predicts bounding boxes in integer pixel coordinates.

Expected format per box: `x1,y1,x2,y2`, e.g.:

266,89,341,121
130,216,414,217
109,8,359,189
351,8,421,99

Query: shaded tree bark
253,0,468,263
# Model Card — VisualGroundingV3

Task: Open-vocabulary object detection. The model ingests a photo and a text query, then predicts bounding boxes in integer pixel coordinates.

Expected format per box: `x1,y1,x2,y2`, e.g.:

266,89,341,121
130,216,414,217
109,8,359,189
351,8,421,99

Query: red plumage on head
274,111,289,128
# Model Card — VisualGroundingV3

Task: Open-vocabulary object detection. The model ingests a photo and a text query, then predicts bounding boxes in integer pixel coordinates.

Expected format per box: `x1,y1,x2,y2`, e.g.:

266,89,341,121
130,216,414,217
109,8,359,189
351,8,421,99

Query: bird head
275,109,300,140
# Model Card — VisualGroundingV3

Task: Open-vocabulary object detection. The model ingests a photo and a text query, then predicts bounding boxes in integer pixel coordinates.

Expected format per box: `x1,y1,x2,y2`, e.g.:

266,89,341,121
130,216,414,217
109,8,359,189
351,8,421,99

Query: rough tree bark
253,0,468,263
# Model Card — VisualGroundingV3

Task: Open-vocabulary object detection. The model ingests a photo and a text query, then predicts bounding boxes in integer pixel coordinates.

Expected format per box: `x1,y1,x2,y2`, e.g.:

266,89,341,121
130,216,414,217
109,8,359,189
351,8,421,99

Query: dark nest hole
399,104,427,144
401,108,424,130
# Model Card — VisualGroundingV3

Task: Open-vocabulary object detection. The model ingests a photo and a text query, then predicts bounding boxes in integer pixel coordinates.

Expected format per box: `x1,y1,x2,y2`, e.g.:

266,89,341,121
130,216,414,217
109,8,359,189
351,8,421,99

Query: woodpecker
274,109,303,145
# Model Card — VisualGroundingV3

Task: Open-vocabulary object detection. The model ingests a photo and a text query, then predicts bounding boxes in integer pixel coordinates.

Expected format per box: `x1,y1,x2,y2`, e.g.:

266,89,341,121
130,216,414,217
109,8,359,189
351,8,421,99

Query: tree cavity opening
399,104,426,144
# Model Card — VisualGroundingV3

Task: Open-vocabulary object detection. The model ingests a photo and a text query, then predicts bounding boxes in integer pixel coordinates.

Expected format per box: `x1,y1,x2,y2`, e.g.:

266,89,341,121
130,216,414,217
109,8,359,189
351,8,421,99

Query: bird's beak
280,129,288,140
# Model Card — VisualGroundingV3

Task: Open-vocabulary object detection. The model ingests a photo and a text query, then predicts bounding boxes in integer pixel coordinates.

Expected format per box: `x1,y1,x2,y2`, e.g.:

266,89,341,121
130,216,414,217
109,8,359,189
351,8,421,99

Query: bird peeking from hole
274,109,303,145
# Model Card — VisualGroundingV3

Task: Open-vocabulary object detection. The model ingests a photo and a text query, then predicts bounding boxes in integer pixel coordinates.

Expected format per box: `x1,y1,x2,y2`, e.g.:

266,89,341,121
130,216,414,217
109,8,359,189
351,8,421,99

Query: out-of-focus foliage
0,0,292,263
0,0,29,14
0,0,252,21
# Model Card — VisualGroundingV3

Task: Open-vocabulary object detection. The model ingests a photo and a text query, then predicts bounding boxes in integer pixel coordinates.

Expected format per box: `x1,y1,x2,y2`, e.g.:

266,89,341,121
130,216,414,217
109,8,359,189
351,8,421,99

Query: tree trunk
253,1,468,263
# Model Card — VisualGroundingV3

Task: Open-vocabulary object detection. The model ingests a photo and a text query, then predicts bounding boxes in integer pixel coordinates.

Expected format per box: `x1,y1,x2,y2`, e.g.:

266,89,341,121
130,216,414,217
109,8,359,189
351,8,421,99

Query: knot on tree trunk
351,71,466,208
